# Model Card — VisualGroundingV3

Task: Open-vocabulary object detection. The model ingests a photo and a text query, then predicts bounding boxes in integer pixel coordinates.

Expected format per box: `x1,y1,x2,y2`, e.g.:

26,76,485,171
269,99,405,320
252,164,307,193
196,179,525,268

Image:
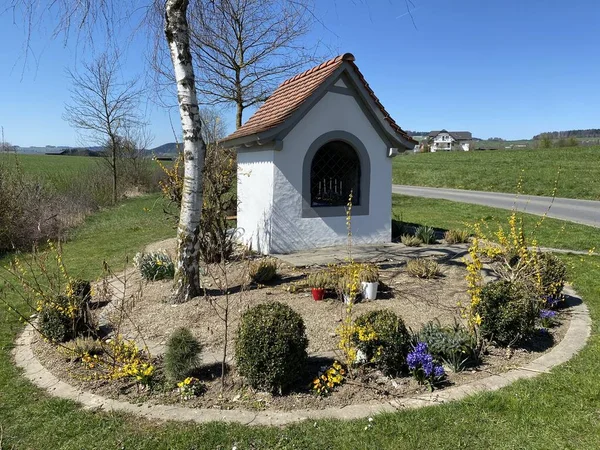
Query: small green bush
235,302,308,394
406,258,441,279
38,292,93,343
401,234,422,247
249,258,277,284
164,327,203,382
353,309,410,376
476,281,538,346
537,252,567,299
39,300,71,343
444,229,470,244
134,251,175,281
418,321,480,372
415,226,436,244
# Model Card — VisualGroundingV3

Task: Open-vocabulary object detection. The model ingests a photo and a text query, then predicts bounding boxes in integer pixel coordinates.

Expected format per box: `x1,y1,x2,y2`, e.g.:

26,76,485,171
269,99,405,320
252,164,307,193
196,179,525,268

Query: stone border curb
12,286,591,427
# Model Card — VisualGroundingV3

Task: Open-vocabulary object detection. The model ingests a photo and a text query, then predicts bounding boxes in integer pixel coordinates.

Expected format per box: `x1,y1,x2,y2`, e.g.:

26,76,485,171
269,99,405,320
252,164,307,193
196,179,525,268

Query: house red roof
221,53,415,145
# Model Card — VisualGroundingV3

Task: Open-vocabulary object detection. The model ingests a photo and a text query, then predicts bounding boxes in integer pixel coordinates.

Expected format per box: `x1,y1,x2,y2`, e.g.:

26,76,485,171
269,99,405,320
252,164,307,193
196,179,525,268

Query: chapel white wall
268,90,392,254
236,147,275,253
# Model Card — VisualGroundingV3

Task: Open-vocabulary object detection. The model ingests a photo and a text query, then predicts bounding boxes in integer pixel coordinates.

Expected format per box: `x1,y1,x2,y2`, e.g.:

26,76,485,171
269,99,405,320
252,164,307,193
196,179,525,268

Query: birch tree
164,0,206,302
12,0,207,302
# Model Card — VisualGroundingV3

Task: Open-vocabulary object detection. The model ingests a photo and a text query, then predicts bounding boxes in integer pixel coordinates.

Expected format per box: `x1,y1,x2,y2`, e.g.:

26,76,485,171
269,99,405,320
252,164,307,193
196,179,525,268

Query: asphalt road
392,185,600,228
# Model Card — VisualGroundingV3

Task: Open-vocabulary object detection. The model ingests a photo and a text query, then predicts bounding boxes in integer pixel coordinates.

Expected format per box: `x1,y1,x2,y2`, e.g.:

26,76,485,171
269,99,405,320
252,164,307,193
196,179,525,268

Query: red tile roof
222,53,415,145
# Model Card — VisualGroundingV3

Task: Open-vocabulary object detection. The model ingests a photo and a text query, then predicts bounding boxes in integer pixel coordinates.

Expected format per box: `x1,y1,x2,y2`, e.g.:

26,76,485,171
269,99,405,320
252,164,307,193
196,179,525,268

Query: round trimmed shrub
235,302,308,394
537,252,567,299
38,293,92,343
164,327,203,382
475,281,538,346
39,301,71,343
353,309,410,376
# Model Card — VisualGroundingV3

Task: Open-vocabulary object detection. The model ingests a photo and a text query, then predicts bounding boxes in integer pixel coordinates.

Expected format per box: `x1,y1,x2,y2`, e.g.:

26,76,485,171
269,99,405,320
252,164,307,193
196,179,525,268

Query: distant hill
533,129,600,140
151,142,179,155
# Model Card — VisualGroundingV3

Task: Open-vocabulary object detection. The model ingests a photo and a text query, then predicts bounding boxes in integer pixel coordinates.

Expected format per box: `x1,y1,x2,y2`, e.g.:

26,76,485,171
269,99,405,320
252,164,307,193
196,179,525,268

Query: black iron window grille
310,140,360,207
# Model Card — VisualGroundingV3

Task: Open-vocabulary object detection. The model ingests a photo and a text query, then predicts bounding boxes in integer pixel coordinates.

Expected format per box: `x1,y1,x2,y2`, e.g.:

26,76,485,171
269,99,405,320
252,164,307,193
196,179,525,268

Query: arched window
310,140,360,207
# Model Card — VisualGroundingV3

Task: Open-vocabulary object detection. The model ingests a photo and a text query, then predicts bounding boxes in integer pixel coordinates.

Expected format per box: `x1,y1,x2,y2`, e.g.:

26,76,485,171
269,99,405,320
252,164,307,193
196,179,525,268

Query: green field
393,146,600,200
0,153,103,191
1,193,600,448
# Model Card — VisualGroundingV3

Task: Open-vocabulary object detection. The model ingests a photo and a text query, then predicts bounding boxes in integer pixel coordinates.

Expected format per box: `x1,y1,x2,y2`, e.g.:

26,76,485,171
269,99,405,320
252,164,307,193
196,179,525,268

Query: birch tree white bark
11,0,207,303
165,0,206,303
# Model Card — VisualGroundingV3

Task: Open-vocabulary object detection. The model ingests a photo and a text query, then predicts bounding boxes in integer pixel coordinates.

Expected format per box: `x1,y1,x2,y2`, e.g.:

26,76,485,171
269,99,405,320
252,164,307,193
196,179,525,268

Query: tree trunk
235,102,243,129
165,0,206,303
111,138,118,204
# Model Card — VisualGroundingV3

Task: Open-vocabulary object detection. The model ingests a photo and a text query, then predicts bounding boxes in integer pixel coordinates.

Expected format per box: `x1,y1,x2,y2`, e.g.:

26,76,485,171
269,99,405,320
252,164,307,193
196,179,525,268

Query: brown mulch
30,242,571,412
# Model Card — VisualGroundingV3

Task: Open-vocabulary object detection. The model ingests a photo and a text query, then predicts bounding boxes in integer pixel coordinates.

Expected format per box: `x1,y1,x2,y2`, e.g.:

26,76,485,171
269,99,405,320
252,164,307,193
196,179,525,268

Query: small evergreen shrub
38,292,93,343
444,229,471,244
134,251,175,281
39,298,71,343
415,225,436,244
537,252,567,299
164,327,203,382
249,258,277,284
475,281,538,346
353,309,410,376
235,302,308,394
406,258,441,279
418,321,480,372
401,234,422,247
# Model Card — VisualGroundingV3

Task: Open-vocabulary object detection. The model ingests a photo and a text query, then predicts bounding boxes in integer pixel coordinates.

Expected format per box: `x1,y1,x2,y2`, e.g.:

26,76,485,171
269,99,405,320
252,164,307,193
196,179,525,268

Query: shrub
133,251,175,281
164,327,203,382
537,252,567,299
444,229,470,244
475,281,538,346
415,226,436,244
38,292,93,343
235,302,308,393
249,258,277,284
401,234,422,247
418,321,480,372
39,300,71,343
353,309,410,376
406,258,441,279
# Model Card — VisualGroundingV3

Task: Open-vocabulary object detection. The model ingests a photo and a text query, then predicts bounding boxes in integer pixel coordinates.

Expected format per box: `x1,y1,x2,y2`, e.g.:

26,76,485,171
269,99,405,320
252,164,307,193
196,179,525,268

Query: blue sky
1,0,599,147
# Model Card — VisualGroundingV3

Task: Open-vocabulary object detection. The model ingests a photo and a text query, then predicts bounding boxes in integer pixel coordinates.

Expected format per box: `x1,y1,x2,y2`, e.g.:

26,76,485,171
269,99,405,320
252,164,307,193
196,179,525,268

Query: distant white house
426,130,472,152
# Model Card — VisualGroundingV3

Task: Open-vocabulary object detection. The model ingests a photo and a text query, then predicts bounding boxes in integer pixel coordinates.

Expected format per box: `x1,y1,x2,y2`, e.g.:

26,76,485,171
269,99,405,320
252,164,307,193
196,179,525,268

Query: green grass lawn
392,146,600,200
1,194,600,449
393,195,600,252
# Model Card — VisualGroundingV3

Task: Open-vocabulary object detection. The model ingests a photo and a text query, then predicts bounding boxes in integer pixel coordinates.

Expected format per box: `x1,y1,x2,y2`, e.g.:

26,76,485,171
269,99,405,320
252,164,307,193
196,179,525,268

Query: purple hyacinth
414,342,429,354
433,365,445,379
539,309,557,320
